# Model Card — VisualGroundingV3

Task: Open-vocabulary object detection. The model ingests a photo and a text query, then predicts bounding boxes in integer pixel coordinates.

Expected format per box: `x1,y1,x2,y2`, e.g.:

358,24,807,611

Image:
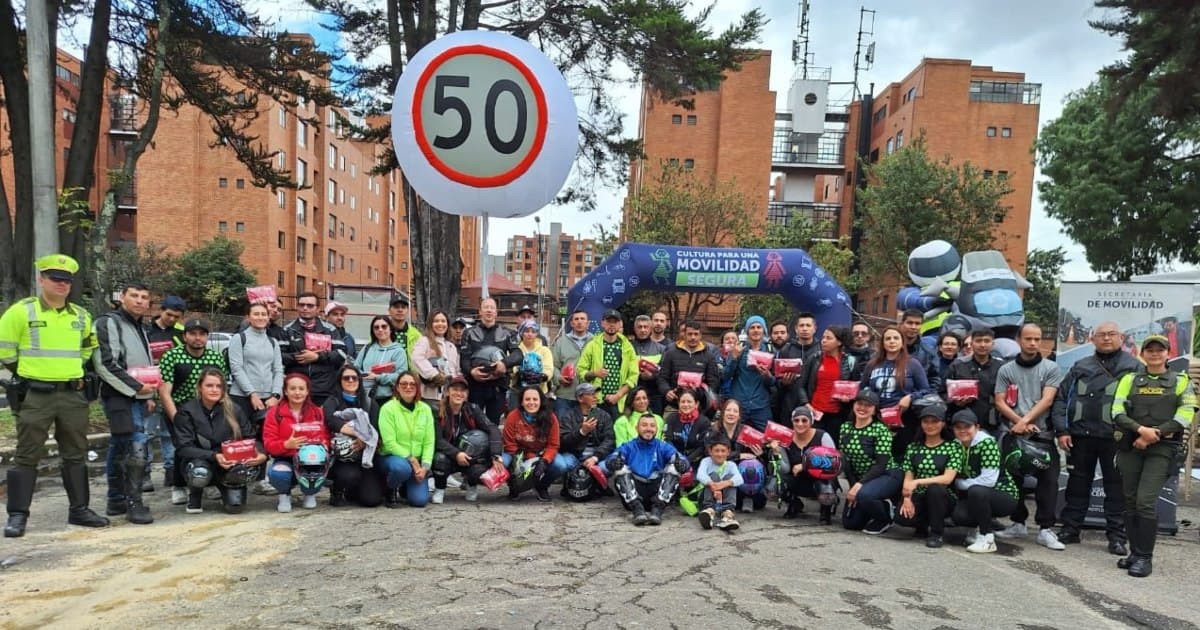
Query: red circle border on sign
411,44,551,188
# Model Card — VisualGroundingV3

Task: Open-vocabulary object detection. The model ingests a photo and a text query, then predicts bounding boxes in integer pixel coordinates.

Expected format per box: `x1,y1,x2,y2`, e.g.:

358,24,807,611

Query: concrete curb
0,433,113,491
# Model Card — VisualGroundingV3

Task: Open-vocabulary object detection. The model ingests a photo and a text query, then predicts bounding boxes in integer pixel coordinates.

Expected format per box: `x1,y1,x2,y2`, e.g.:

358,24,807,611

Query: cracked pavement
1,476,1199,630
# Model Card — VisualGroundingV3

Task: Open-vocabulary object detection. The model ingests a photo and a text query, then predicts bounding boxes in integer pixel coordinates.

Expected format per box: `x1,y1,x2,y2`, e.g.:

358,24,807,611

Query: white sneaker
964,529,978,546
171,488,189,505
431,489,445,504
277,494,292,513
302,495,318,510
204,486,221,500
447,474,463,489
464,486,479,502
254,479,276,496
1037,528,1065,551
967,533,997,554
740,504,754,514
427,478,436,491
995,522,1028,539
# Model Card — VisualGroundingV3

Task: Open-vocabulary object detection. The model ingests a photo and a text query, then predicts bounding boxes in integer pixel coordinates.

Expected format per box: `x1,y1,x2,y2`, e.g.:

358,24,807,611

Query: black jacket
772,341,820,422
663,410,713,465
657,342,720,398
436,402,503,460
280,318,347,401
459,323,515,389
558,405,616,460
174,398,260,463
796,351,864,409
942,354,1005,430
1051,350,1141,438
321,391,381,433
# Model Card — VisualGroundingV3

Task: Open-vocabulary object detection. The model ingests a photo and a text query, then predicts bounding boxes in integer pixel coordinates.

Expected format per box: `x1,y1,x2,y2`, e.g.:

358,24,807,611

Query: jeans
500,452,573,481
142,410,177,482
268,458,324,497
553,398,579,421
700,486,737,513
378,455,431,507
843,469,902,531
741,406,772,432
106,401,148,501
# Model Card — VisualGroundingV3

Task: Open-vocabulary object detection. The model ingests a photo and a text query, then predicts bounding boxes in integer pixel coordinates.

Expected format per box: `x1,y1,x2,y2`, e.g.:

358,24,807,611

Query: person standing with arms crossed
3,256,110,537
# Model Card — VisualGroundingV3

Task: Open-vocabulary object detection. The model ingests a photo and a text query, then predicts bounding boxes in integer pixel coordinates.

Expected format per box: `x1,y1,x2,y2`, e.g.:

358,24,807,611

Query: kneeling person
433,376,504,503
174,368,267,513
695,434,743,531
606,415,689,526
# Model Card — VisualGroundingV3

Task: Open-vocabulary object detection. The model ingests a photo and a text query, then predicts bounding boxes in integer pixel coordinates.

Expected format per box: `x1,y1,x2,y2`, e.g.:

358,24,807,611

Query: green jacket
577,333,639,409
392,322,423,373
1112,369,1197,439
378,399,436,466
613,410,664,447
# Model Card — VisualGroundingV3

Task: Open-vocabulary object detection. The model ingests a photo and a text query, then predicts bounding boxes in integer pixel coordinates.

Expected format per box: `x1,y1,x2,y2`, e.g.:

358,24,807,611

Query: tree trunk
0,0,35,301
60,0,112,264
402,175,461,318
0,166,16,303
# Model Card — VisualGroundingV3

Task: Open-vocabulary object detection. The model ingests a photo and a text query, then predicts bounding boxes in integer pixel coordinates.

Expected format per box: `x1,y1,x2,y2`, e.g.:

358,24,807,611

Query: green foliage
99,242,177,302
1022,247,1069,329
168,236,257,314
56,187,94,233
739,212,857,325
1036,80,1199,278
856,136,1012,284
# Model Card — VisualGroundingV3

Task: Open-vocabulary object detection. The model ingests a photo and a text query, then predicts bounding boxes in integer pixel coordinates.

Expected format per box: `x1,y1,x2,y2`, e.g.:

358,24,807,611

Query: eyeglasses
397,382,418,389
852,331,870,337
341,375,359,382
373,324,391,329
1094,332,1120,338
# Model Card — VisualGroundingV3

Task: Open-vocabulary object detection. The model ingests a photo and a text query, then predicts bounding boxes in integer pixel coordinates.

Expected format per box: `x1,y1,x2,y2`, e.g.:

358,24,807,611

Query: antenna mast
791,0,813,79
852,6,876,99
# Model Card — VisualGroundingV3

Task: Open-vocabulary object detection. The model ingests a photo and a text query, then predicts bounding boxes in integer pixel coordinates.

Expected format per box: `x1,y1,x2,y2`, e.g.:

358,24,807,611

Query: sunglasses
397,382,418,389
341,375,359,382
373,324,392,329
852,331,870,336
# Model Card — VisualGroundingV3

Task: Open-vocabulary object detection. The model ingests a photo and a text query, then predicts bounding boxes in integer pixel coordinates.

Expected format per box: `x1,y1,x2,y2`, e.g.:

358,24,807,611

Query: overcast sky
65,0,1131,279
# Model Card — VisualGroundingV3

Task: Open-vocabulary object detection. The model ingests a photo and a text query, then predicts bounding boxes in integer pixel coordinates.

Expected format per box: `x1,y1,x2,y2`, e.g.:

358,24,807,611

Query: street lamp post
534,216,544,325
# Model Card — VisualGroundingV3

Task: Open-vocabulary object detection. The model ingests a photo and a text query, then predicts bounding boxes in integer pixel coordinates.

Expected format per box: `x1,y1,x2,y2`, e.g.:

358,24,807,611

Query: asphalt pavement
1,475,1198,630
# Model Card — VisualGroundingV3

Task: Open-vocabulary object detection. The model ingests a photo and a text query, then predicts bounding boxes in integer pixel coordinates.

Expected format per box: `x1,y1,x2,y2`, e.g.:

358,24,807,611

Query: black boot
1128,516,1156,578
62,463,109,528
535,479,552,503
783,498,803,519
221,485,247,514
4,468,37,538
1117,511,1138,570
647,505,664,526
329,487,348,507
631,503,649,526
106,462,128,516
124,460,154,524
819,503,834,525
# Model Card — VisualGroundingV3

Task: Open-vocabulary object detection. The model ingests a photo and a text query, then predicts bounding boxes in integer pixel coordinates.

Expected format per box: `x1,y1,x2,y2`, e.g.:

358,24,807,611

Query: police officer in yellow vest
1110,334,1198,577
2,255,110,537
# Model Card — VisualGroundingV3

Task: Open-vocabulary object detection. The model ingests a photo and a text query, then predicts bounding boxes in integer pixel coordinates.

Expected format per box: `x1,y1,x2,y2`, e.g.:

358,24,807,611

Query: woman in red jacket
501,386,568,502
264,373,330,513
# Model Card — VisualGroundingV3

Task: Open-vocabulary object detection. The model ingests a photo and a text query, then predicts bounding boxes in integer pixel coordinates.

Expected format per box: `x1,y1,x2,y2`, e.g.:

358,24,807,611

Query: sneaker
447,474,463,489
995,522,1028,539
698,508,716,530
302,495,318,510
717,510,740,531
186,489,203,514
967,533,997,554
204,486,221,500
464,485,479,502
171,488,189,506
925,535,944,548
862,519,893,536
253,479,276,496
427,478,436,491
1057,529,1082,544
431,489,445,505
277,494,292,513
1037,528,1065,551
964,529,978,546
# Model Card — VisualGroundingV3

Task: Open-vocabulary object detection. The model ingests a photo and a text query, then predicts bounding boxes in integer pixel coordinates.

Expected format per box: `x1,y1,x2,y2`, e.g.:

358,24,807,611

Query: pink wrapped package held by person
736,426,766,449
245,285,278,305
304,333,332,352
764,421,794,444
747,350,774,370
128,366,162,387
291,422,326,443
148,341,174,363
880,406,902,428
637,358,660,375
946,379,979,401
773,358,802,377
676,371,702,389
480,466,510,491
370,362,396,375
221,439,258,463
831,380,860,402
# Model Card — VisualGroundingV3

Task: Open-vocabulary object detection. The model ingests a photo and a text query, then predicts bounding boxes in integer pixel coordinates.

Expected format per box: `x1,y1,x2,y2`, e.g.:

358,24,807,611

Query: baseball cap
161,295,186,311
791,406,814,422
452,317,470,327
1141,334,1169,351
602,309,623,321
518,319,540,334
36,254,79,281
389,295,410,307
919,403,948,421
183,318,210,333
951,409,978,426
853,389,880,406
517,304,536,316
575,383,598,398
447,375,469,389
323,300,349,316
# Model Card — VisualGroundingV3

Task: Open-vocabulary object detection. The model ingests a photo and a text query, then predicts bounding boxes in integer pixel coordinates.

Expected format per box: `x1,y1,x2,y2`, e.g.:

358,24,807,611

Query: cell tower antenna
791,0,813,79
852,6,876,99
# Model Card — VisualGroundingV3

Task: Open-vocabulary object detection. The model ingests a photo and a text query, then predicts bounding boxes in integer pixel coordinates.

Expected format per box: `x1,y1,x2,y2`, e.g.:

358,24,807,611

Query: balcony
109,100,138,136
767,201,840,240
771,124,846,168
116,174,137,208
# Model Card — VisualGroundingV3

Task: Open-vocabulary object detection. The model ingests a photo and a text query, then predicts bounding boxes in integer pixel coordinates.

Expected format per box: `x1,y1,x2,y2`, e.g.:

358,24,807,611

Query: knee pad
612,471,639,505
656,472,680,504
817,481,838,506
186,462,212,489
432,453,452,475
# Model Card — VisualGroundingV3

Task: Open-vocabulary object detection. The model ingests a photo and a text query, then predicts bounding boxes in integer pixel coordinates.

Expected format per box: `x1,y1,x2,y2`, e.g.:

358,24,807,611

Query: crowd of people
2,257,1195,579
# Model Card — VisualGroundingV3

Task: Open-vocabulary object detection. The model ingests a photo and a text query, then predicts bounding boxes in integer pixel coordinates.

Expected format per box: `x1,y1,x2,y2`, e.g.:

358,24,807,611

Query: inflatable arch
566,243,852,333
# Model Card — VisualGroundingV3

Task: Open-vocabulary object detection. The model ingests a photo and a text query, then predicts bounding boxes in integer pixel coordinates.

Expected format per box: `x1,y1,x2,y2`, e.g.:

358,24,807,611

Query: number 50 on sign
391,31,579,219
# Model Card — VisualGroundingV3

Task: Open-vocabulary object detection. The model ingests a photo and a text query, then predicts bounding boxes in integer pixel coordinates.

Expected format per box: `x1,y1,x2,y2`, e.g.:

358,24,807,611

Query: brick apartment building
844,58,1041,318
1,42,483,311
624,51,776,330
502,221,598,322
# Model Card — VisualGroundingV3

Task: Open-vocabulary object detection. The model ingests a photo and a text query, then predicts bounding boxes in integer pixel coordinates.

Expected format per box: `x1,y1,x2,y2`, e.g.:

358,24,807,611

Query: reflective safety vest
1123,371,1184,431
0,297,95,381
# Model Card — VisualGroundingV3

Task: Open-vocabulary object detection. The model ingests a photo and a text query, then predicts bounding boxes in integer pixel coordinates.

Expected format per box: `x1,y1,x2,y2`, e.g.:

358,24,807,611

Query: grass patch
0,402,110,448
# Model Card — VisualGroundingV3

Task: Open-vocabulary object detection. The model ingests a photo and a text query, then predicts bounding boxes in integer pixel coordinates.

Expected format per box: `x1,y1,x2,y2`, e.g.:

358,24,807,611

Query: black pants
951,486,1018,534
814,408,848,449
432,452,488,489
623,479,667,511
1006,437,1061,528
469,385,505,424
1060,435,1124,539
898,484,953,535
890,408,919,461
328,461,385,507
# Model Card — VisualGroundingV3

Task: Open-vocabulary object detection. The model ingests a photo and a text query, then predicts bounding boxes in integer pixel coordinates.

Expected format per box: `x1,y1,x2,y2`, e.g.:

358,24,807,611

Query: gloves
672,453,690,474
609,453,627,472
531,458,548,479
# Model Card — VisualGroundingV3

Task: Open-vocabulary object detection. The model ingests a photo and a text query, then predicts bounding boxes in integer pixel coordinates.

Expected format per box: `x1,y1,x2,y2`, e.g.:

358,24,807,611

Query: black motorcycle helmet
456,429,491,460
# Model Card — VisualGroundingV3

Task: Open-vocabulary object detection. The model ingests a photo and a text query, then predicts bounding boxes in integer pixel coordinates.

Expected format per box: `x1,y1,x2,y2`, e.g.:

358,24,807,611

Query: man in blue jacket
729,315,776,430
606,415,689,526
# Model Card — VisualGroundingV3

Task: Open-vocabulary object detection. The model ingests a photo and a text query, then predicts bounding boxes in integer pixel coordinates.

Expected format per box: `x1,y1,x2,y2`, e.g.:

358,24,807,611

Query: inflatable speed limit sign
391,31,579,218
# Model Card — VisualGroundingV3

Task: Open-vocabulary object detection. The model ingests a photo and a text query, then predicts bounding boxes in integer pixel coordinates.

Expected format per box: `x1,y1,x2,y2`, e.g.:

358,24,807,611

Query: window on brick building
389,218,395,235
328,180,337,203
298,121,307,147
218,221,228,232
997,170,1009,179
339,254,345,269
218,177,228,188
886,138,894,154
683,158,695,169
278,231,285,249
277,271,285,287
687,115,697,125
296,158,307,186
986,127,997,137
1001,127,1012,138
327,249,336,272
236,179,245,189
328,144,338,168
401,262,408,269
339,222,345,237
904,86,915,103
236,222,245,233
328,213,337,237
983,170,993,178
297,275,306,293
671,114,682,125
297,237,307,262
388,246,395,262
277,190,285,208
349,259,355,272
873,105,887,123
388,273,394,285
296,198,307,225
895,129,903,148
349,227,356,241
